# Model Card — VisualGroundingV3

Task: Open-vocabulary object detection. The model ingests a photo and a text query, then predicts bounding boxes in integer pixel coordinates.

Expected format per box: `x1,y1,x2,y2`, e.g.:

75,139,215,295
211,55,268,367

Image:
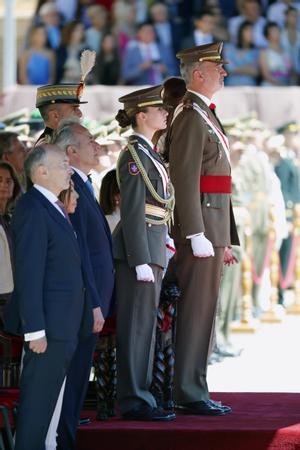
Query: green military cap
276,121,299,134
36,83,88,108
0,108,29,126
119,85,164,111
176,42,228,64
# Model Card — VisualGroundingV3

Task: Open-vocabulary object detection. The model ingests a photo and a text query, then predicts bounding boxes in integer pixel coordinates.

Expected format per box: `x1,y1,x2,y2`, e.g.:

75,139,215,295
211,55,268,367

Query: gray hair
180,61,202,84
24,145,48,181
24,144,61,181
51,117,81,152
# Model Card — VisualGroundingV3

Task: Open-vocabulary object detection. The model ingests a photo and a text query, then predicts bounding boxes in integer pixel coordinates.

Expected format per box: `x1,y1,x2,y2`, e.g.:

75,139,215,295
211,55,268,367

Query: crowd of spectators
17,0,300,87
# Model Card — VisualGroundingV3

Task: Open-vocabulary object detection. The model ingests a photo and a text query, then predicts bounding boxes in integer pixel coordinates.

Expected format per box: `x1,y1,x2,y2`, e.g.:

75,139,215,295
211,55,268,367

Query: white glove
190,233,215,258
135,264,155,282
166,234,176,262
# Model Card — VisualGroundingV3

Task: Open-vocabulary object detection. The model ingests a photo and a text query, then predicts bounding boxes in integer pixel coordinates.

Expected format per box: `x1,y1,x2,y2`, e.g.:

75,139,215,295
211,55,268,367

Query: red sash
200,175,231,193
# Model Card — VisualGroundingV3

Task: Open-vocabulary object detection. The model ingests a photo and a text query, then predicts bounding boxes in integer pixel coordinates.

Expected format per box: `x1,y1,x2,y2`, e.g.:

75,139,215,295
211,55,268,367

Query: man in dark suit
52,119,115,449
5,144,87,450
122,22,177,85
180,9,217,50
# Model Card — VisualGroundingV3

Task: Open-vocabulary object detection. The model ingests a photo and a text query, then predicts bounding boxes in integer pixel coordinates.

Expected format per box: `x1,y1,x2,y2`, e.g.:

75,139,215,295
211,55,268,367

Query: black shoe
214,345,243,358
79,417,92,425
207,399,232,413
208,352,224,365
122,405,176,421
177,400,231,416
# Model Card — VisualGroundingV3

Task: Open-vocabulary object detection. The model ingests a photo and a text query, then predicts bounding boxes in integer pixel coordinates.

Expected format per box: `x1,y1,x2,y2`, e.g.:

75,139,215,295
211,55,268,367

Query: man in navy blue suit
5,144,89,450
53,119,115,449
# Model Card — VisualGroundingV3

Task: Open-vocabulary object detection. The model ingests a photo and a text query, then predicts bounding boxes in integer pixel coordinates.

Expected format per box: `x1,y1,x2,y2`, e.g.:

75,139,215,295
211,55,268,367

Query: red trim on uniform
200,175,231,193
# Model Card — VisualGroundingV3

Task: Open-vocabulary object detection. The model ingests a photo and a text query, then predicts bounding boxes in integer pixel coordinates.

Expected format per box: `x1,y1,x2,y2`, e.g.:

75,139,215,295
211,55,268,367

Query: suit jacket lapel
72,172,112,244
30,188,79,252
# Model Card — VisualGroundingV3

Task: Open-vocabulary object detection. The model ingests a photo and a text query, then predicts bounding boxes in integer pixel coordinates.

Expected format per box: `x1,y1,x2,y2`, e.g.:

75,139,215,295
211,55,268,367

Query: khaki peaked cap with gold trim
119,85,164,111
176,42,228,64
36,83,88,108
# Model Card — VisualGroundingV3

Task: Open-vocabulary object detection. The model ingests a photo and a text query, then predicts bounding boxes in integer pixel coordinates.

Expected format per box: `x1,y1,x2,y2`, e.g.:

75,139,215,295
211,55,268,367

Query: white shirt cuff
24,330,46,341
186,232,204,239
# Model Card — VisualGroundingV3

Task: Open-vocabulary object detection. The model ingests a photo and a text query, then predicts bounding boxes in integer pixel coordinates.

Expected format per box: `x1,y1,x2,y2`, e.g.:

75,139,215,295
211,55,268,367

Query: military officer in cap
35,84,85,145
166,42,239,415
113,85,176,421
35,50,95,145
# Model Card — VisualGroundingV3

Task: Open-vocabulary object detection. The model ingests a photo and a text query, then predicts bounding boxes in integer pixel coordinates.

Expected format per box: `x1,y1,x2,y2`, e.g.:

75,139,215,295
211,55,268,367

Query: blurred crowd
17,0,300,87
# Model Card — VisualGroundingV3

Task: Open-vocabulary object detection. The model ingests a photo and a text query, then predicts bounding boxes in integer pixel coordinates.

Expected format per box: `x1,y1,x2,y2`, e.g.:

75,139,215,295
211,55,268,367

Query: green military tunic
113,133,172,413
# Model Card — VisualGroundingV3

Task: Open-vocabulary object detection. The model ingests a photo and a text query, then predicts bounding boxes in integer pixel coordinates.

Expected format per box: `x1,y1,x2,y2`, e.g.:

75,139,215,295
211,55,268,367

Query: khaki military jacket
113,134,168,268
168,91,239,247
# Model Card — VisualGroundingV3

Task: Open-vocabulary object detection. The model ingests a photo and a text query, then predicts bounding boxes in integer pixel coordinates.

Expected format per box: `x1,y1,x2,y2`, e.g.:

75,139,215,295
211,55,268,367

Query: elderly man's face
72,125,99,170
196,61,227,94
45,149,72,193
4,137,26,174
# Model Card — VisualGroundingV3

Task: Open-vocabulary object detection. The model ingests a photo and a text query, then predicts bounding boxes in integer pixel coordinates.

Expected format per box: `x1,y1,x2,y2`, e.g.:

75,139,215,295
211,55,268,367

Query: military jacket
113,134,168,268
35,126,53,146
168,91,239,247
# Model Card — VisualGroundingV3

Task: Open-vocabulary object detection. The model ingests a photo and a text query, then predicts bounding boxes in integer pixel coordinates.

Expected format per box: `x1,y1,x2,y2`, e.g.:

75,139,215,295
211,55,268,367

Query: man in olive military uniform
35,84,85,145
113,86,176,421
274,122,300,301
167,42,239,416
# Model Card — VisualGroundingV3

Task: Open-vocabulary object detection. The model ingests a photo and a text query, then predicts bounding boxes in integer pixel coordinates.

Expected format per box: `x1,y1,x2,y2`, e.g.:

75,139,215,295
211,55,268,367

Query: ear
65,144,77,158
35,163,48,180
136,111,147,122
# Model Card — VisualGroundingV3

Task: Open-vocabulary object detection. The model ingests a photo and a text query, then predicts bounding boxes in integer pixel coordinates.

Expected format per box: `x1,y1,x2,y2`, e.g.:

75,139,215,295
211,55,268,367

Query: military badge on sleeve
128,162,140,175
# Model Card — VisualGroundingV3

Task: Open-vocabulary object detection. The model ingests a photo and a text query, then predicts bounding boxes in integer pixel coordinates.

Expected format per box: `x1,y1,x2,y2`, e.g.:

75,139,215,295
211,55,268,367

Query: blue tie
85,178,96,199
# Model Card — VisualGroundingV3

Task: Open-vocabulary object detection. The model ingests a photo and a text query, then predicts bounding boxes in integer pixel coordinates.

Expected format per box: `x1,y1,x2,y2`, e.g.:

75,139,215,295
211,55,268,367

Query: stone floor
209,312,300,393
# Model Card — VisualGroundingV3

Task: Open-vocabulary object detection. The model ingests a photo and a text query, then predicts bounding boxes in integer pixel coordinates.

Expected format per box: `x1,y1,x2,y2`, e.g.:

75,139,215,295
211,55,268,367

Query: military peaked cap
119,85,164,111
176,42,227,64
36,83,88,108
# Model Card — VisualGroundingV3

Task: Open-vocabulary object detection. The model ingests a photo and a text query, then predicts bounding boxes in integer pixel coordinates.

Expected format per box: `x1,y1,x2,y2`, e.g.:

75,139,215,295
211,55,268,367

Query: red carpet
76,393,300,450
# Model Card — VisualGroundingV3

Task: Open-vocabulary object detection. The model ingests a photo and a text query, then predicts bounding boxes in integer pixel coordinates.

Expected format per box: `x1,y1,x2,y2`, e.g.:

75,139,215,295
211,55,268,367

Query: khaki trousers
173,244,225,403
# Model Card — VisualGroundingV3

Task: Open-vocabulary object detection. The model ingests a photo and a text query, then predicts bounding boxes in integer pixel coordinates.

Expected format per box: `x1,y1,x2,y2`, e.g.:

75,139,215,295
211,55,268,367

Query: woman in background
19,24,55,85
259,21,293,86
58,179,79,214
224,21,259,86
99,169,120,233
93,33,121,85
55,20,85,83
0,162,21,326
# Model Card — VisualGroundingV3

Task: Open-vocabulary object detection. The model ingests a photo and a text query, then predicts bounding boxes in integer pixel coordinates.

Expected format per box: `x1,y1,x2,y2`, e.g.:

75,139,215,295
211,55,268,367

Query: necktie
55,200,73,227
209,102,216,111
86,178,96,199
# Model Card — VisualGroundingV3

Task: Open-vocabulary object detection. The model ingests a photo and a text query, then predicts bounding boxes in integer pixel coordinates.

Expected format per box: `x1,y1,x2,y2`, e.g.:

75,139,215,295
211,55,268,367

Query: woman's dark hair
0,161,21,213
115,107,147,129
263,21,279,39
237,20,254,49
162,77,186,108
99,169,120,215
58,180,74,208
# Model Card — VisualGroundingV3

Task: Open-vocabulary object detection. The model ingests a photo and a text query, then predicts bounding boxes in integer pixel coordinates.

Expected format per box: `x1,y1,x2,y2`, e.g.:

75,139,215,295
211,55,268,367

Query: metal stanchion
261,208,284,323
287,204,300,314
231,218,259,333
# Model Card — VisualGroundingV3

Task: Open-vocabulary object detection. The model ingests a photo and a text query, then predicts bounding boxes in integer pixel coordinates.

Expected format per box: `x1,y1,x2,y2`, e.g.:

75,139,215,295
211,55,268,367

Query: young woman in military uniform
113,85,175,421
